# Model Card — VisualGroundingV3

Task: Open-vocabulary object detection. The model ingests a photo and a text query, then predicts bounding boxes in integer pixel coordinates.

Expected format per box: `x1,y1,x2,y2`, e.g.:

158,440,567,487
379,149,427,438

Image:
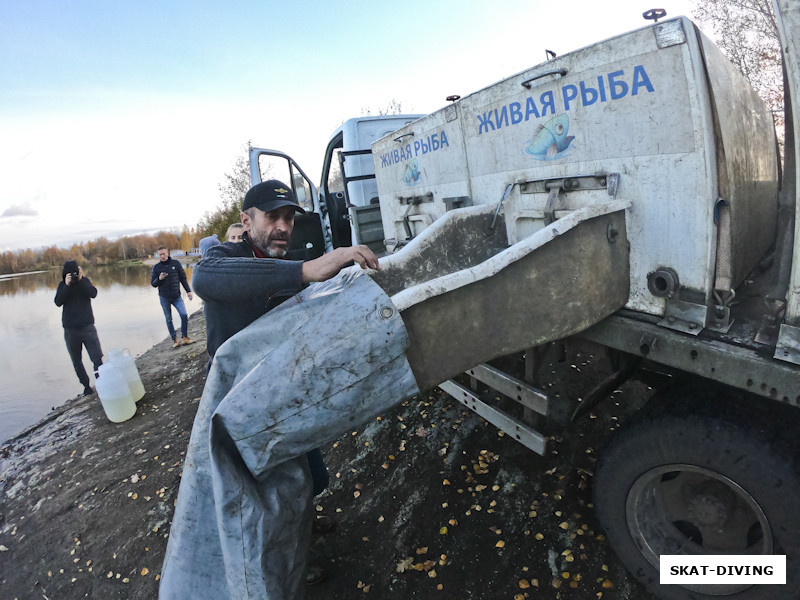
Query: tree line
0,213,243,275
0,228,196,275
1,148,251,276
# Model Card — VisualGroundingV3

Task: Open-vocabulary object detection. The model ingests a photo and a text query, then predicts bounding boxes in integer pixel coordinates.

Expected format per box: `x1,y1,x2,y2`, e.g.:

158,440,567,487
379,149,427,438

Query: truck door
320,128,387,255
319,116,426,255
319,131,353,249
248,147,330,260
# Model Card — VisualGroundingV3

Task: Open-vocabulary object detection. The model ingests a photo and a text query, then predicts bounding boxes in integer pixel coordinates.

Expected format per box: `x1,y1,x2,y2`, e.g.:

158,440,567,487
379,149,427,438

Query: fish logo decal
524,113,575,160
402,159,421,186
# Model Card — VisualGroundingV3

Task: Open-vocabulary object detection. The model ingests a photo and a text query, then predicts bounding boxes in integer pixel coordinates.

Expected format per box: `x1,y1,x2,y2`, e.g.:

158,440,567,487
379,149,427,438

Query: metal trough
372,200,631,390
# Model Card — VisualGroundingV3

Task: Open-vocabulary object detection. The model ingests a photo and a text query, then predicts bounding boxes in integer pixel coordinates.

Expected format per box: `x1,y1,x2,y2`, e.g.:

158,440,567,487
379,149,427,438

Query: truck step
465,363,548,416
439,378,548,455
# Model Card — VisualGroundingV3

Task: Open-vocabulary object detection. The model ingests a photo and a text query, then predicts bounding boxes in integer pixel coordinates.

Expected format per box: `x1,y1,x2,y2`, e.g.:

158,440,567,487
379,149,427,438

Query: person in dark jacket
194,183,378,358
54,260,104,396
189,179,380,586
150,247,195,348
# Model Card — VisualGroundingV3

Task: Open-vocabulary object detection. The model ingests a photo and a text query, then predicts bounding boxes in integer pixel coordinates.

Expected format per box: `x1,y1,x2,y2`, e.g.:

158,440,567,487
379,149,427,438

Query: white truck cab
249,115,422,257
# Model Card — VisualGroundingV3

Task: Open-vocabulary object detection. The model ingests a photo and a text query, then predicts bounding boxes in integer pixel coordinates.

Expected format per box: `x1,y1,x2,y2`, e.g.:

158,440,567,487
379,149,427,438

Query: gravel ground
0,311,661,600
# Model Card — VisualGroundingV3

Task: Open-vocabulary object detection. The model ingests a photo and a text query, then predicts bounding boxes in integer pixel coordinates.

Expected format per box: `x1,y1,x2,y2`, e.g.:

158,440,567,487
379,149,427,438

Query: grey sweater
192,234,304,358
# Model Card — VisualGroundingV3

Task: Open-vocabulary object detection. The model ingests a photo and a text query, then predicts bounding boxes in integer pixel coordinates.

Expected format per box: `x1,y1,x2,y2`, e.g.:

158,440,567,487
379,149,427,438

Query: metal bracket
397,193,434,239
544,181,562,225
707,289,735,333
465,363,548,416
520,174,619,195
659,298,708,335
439,379,547,455
708,305,733,332
774,323,800,365
606,173,620,199
488,184,515,232
398,192,433,206
519,174,620,224
754,298,785,346
443,196,473,211
571,352,641,421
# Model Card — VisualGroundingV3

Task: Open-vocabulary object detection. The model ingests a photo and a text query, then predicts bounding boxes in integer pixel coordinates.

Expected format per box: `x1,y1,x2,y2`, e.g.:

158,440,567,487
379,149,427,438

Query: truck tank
371,17,778,326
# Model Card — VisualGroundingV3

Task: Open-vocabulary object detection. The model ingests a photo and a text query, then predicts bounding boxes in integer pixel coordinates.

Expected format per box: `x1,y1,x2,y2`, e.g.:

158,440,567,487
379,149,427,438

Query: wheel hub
685,481,736,528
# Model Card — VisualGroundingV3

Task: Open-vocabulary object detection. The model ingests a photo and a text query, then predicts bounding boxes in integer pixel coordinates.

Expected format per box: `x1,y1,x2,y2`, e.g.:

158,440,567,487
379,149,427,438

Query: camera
69,272,79,283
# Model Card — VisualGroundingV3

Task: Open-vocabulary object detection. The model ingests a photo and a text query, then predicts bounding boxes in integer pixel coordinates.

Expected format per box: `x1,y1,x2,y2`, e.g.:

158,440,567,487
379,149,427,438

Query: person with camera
54,260,104,396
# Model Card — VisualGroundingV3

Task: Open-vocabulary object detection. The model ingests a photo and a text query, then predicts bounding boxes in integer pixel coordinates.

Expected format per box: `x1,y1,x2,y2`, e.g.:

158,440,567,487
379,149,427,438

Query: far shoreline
1,255,201,279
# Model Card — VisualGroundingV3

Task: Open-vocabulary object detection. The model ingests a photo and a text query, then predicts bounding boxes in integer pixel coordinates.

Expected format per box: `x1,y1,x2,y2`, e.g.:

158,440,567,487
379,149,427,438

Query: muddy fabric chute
159,270,420,600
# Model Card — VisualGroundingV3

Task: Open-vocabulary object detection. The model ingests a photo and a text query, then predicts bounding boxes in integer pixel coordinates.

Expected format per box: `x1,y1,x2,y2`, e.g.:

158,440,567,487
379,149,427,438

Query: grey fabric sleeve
193,255,304,303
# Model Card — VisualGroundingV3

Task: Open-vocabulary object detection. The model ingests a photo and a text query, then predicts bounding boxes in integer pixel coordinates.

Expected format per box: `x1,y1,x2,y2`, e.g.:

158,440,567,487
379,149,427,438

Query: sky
0,0,698,252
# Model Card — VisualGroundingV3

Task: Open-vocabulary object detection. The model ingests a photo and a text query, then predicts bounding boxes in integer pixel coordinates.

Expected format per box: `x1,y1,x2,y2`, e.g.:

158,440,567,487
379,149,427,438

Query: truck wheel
593,389,800,600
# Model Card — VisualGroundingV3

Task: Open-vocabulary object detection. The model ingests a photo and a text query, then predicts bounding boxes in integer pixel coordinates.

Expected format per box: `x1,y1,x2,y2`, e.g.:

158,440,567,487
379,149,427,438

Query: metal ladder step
465,363,548,416
439,366,549,455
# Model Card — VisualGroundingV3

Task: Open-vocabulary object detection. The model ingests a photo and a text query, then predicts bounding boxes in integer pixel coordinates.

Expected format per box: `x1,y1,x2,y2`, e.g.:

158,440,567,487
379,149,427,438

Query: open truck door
249,116,423,258
248,147,329,261
319,116,424,254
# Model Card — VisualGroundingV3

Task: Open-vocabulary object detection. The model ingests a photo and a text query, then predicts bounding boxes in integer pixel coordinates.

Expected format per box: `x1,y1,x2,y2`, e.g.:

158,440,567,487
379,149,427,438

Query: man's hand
301,245,380,283
159,272,168,281
65,266,84,286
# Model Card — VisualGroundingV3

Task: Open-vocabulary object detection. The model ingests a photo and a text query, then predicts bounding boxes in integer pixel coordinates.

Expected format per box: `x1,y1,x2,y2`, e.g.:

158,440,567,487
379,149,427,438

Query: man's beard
265,246,287,258
250,229,289,258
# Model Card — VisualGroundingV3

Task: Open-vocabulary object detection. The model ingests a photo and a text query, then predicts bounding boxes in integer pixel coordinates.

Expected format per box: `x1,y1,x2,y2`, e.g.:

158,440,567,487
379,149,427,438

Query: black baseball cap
242,180,306,214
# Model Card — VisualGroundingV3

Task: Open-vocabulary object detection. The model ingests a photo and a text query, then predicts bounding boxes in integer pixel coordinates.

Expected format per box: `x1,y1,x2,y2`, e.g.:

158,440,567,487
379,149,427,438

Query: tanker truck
246,4,800,598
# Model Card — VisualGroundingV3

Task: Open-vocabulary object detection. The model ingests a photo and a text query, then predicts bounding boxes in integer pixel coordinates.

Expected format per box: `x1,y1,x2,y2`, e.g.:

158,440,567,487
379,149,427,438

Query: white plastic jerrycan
95,363,137,423
107,348,145,402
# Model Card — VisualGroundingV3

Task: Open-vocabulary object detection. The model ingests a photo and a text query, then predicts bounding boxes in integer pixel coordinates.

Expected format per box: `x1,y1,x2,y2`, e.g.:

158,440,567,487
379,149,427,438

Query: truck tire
593,388,800,600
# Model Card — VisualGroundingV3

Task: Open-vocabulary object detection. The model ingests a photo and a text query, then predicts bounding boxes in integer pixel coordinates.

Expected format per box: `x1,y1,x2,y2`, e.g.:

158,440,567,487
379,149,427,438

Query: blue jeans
160,295,188,339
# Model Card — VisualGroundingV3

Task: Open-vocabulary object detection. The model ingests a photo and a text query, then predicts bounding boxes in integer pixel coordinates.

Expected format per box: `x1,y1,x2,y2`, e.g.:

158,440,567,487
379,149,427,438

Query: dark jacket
192,233,304,358
54,260,98,329
151,257,191,300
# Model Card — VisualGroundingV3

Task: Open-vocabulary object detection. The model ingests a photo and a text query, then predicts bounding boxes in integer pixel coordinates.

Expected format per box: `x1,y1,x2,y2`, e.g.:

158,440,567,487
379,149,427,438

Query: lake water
0,264,202,444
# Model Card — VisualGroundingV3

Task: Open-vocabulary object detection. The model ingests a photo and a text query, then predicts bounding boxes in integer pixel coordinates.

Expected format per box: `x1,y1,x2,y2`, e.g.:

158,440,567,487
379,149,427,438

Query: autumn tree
692,0,783,128
107,239,126,261
156,231,181,251
67,244,86,264
18,249,35,271
180,226,196,252
129,234,159,258
0,251,17,274
196,143,254,240
92,237,111,263
41,245,64,268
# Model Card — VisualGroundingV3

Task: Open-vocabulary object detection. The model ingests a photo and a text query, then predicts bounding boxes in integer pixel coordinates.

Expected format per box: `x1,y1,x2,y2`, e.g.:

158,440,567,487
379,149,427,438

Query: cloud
1,202,38,218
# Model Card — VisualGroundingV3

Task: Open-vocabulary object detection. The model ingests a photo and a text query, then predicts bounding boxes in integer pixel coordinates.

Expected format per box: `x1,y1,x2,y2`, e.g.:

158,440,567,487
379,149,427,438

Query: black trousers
64,324,104,389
